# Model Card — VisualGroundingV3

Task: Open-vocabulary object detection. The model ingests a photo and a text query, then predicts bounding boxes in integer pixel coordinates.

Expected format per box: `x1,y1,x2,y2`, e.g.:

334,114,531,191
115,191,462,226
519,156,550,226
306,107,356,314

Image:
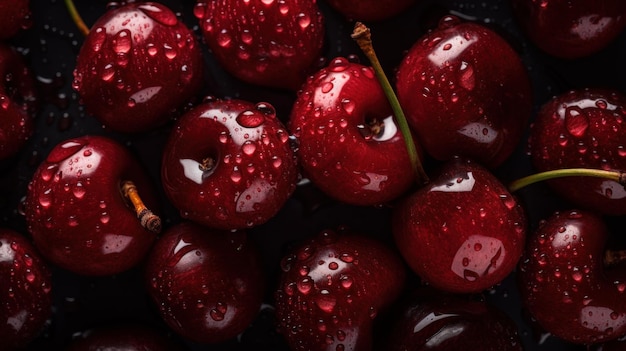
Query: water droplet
565,107,589,137
297,13,311,29
242,141,257,155
113,29,131,54
297,278,313,294
230,167,242,183
459,61,475,91
321,82,334,93
101,64,115,82
236,110,265,128
315,290,336,313
217,29,232,48
91,27,107,52
138,3,178,26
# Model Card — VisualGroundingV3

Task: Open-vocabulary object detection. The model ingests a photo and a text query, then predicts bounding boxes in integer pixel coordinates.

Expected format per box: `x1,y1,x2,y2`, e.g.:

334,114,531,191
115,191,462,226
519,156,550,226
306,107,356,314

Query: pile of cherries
1,0,626,350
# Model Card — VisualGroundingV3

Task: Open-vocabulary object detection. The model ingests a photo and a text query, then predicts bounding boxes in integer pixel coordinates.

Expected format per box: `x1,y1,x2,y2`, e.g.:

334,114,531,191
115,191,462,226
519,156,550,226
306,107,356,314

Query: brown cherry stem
121,180,162,234
351,22,429,185
508,168,626,193
64,0,90,36
605,249,626,267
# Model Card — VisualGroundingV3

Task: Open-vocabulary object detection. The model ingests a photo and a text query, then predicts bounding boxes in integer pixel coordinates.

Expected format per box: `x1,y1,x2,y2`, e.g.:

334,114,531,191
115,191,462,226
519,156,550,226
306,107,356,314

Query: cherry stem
121,181,162,234
605,249,626,267
351,22,429,185
508,168,626,193
64,0,90,36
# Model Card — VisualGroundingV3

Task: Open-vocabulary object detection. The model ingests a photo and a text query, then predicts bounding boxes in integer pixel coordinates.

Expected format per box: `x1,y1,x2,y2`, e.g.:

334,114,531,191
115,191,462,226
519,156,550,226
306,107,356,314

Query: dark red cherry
529,89,626,216
392,157,527,293
275,228,406,351
395,15,532,168
72,2,203,133
144,221,265,344
24,135,160,276
519,209,626,344
66,323,185,350
511,0,626,58
0,0,31,40
0,228,52,349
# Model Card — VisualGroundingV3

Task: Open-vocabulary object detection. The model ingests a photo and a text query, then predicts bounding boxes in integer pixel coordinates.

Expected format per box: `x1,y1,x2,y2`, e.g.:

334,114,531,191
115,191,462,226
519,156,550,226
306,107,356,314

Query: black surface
1,0,626,350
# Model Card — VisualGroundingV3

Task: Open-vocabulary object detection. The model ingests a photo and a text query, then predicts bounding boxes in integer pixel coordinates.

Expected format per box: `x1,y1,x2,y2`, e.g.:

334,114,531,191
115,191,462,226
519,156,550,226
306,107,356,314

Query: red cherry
511,0,626,59
529,89,626,216
289,57,418,206
392,157,527,293
72,2,203,133
66,323,185,351
194,0,325,90
24,135,160,276
385,289,523,351
0,44,38,161
0,0,31,40
0,228,52,349
275,228,406,351
161,98,298,230
519,209,626,344
144,221,265,344
324,0,417,22
395,15,532,169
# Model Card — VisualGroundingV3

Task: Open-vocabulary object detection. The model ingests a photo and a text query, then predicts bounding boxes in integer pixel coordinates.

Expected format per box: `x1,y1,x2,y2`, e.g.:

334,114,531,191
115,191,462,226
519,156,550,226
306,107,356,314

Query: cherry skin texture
161,98,298,230
0,0,31,40
66,323,185,351
0,228,52,349
24,135,159,276
511,0,626,59
324,0,417,22
529,89,626,216
194,0,325,90
275,229,407,351
385,289,523,351
0,44,38,161
519,210,626,344
144,222,265,344
72,2,203,133
289,57,417,206
395,15,532,169
392,157,527,293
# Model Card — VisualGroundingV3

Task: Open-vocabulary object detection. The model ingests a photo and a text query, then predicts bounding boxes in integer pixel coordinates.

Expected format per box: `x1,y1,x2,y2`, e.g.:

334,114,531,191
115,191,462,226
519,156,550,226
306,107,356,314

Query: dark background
1,0,626,350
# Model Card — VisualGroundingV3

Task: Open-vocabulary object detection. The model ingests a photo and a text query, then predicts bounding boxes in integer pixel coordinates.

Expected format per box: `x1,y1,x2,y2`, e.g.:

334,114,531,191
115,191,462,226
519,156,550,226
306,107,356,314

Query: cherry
528,88,626,216
0,228,52,349
194,0,325,91
384,288,523,351
0,44,38,162
519,209,626,344
23,135,161,276
274,228,406,351
395,15,533,169
72,1,203,133
161,97,298,230
324,0,417,22
0,0,31,40
66,322,185,350
392,157,527,293
144,221,265,344
289,56,418,206
510,0,626,59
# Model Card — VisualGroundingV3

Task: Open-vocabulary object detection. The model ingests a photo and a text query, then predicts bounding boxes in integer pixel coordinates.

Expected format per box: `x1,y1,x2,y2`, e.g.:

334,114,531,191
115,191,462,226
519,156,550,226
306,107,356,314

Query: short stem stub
508,168,626,193
351,22,429,185
65,0,90,36
121,180,162,234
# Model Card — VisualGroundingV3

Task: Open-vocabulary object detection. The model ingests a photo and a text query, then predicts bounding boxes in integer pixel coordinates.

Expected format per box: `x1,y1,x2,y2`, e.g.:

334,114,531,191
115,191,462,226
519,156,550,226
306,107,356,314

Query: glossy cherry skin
325,0,417,22
511,0,626,59
519,210,626,344
144,221,265,344
194,0,325,90
161,98,298,230
529,89,626,216
0,44,38,161
72,2,203,133
395,15,532,169
0,228,52,349
24,135,159,276
0,0,31,40
66,323,185,350
385,289,523,351
275,229,407,351
392,157,527,293
289,57,417,206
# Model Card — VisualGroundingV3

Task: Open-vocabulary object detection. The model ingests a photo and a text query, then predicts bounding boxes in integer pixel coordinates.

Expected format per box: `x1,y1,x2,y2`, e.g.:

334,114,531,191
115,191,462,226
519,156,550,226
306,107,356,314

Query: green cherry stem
65,0,90,36
351,22,429,185
508,168,626,193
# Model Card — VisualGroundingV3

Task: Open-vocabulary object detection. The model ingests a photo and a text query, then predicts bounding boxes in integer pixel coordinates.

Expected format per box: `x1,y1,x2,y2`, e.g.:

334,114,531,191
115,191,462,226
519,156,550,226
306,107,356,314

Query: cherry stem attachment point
508,168,626,193
64,0,90,37
121,180,162,234
351,22,429,185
